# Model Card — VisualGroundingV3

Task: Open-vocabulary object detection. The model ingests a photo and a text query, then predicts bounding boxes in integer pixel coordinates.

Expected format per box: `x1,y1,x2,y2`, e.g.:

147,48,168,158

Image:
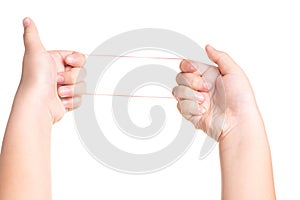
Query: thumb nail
23,17,31,28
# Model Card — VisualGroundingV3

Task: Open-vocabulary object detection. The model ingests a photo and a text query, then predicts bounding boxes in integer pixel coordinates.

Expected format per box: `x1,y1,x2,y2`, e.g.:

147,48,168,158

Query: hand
173,45,258,140
18,18,86,123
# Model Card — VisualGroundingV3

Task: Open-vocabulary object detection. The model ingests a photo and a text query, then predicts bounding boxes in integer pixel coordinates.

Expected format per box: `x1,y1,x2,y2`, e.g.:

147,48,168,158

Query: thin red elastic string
85,54,188,61
84,93,175,99
83,54,184,99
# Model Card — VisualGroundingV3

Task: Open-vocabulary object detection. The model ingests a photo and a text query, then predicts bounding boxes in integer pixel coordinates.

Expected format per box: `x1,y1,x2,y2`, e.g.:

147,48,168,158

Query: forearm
219,110,276,200
0,91,52,200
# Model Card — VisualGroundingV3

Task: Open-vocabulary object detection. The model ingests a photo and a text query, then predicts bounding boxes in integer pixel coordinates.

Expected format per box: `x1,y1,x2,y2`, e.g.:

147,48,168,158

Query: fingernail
23,18,31,27
204,82,212,90
59,87,70,96
66,55,74,63
195,92,204,102
57,75,64,83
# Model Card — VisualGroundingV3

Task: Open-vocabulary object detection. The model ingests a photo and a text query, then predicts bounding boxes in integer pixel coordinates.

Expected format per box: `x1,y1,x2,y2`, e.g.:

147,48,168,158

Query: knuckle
177,102,181,111
172,87,177,96
173,86,188,99
175,73,181,84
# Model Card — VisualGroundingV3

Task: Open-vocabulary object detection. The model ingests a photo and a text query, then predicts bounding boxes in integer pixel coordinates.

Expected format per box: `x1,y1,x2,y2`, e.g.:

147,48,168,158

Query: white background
0,0,299,199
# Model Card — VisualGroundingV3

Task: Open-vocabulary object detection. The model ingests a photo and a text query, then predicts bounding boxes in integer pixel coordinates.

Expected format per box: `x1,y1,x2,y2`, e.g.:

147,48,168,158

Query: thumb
205,45,242,75
23,17,45,54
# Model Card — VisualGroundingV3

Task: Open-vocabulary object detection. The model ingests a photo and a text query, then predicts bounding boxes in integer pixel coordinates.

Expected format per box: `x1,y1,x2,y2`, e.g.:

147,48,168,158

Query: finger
180,59,212,75
179,59,198,73
23,17,45,54
57,68,86,84
177,102,203,129
61,97,82,110
58,82,86,98
176,73,211,91
50,50,86,68
206,45,242,75
65,52,86,68
178,100,206,116
172,85,204,103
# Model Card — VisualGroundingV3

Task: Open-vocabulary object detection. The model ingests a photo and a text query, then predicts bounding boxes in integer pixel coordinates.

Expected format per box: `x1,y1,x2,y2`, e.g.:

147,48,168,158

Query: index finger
51,50,86,68
180,59,198,73
65,52,86,68
180,59,213,75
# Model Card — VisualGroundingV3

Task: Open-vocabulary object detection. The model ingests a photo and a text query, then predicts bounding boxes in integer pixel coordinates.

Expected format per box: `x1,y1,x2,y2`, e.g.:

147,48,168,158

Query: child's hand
173,45,258,141
19,18,86,123
55,51,86,113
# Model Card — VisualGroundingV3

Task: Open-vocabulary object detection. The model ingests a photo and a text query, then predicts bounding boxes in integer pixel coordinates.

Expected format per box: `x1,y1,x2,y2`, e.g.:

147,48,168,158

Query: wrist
14,82,64,124
13,88,54,124
219,106,267,148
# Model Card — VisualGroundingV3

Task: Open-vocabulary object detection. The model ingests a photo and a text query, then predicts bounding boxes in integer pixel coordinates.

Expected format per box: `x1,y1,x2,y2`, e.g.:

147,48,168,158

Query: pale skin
0,18,86,200
0,18,275,200
173,45,276,199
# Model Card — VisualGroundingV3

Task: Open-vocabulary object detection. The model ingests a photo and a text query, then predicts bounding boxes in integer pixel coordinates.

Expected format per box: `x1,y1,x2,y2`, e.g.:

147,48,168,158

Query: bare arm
219,110,275,199
0,18,86,200
0,91,53,199
209,47,276,200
